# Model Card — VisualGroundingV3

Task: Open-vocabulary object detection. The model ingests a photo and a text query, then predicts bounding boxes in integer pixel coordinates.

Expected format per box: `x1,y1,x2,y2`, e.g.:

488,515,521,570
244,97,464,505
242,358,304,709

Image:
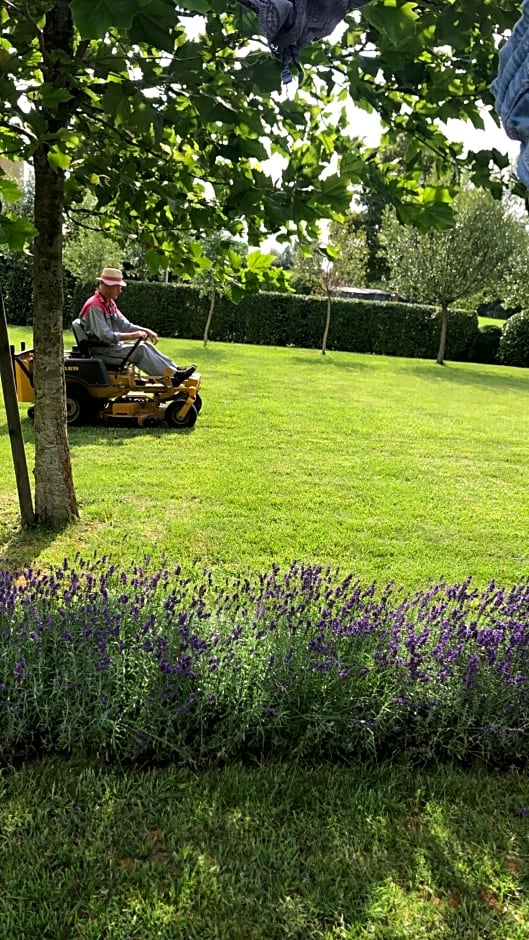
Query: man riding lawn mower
13,267,202,430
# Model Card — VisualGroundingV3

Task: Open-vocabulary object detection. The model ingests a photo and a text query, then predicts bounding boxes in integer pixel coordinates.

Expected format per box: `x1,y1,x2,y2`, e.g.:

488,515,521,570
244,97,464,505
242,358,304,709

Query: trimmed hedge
497,312,529,367
4,254,479,363
0,253,76,326
71,280,478,362
0,253,33,324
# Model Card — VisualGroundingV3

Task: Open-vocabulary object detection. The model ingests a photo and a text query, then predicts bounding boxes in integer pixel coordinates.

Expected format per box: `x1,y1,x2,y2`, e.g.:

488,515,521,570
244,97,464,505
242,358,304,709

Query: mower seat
71,317,138,374
71,318,93,358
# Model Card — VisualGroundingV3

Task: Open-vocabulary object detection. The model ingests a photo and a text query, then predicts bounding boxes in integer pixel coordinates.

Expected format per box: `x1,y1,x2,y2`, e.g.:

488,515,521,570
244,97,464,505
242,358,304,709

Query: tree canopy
0,0,523,528
381,187,526,363
0,0,521,254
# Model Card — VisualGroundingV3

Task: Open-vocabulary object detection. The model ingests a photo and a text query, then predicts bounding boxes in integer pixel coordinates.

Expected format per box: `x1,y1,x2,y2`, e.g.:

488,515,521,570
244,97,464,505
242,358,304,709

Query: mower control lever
116,337,142,373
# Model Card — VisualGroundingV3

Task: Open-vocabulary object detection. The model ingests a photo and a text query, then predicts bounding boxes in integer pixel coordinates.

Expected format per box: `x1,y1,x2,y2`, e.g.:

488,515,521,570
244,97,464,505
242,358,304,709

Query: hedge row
0,254,77,327
69,279,478,362
1,254,485,363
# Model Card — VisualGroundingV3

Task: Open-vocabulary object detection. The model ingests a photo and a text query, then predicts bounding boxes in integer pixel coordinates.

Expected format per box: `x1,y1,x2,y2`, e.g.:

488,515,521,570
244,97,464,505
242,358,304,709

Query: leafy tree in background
63,200,123,283
290,229,368,353
191,233,290,345
381,188,526,364
0,0,522,528
350,135,441,285
491,191,529,315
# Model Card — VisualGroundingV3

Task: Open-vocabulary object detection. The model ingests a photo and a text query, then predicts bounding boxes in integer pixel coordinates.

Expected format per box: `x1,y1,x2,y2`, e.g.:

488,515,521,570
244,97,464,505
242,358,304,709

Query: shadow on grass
0,417,197,447
1,756,528,938
289,351,371,370
0,416,160,447
0,519,68,571
402,360,529,393
66,423,197,448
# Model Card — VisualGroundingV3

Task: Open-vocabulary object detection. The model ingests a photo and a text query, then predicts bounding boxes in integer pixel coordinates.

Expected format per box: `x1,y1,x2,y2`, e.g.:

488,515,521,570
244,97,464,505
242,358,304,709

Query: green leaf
246,251,275,272
129,1,181,48
237,54,281,93
418,186,452,206
338,150,364,184
234,6,259,39
70,0,137,37
321,244,341,261
0,175,23,203
319,174,352,210
224,282,245,303
0,214,37,251
363,3,418,49
47,146,71,171
38,84,73,109
228,249,243,272
234,137,268,162
396,200,455,231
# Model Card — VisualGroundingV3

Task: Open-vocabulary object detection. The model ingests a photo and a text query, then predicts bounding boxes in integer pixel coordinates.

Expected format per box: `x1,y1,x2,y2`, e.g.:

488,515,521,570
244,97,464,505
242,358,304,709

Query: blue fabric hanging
492,0,529,187
236,0,371,84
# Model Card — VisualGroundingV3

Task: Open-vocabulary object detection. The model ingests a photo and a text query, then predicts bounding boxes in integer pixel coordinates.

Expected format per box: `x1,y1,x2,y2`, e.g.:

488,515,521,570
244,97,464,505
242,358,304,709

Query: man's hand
145,328,159,345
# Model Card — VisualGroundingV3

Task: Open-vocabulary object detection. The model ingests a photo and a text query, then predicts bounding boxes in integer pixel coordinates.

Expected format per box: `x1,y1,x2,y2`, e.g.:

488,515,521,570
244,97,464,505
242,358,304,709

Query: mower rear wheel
165,396,198,429
194,393,203,414
65,388,87,426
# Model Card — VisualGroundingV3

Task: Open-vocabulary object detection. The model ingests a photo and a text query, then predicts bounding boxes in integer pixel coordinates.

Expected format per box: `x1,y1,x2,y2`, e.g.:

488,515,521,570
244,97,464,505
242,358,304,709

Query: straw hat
97,267,126,287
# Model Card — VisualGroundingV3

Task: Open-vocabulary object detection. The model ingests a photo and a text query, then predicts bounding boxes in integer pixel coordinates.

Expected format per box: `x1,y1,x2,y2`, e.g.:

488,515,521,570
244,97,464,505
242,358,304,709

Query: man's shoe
172,365,196,386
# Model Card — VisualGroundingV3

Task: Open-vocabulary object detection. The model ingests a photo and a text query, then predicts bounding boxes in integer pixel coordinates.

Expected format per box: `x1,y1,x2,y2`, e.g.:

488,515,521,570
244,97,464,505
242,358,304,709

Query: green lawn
2,328,529,938
478,316,506,329
3,326,529,589
1,756,528,940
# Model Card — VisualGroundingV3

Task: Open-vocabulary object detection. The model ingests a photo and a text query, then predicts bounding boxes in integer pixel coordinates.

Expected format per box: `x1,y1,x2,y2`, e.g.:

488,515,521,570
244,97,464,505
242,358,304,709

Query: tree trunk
203,287,215,347
436,301,448,365
321,291,332,356
32,144,78,527
30,0,78,527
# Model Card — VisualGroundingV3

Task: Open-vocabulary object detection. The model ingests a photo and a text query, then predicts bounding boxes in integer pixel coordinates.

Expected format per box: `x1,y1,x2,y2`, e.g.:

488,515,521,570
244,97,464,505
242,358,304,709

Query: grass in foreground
3,330,529,938
3,328,529,590
1,756,529,939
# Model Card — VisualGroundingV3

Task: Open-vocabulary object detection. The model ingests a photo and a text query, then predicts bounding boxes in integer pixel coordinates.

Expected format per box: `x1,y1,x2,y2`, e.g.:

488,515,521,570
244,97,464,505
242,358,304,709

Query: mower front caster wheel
165,397,198,429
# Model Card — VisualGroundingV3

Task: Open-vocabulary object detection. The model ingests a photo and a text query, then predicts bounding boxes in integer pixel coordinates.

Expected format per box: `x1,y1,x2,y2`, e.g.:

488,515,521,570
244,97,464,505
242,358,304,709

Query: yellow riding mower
12,323,202,429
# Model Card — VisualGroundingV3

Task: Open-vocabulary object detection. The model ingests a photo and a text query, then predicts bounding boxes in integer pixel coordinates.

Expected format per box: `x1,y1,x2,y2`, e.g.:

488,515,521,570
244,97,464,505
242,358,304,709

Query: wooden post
0,282,35,526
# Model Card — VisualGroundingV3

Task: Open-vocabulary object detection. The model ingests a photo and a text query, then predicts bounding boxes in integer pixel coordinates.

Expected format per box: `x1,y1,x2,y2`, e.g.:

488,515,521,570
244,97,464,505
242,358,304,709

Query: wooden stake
0,282,35,526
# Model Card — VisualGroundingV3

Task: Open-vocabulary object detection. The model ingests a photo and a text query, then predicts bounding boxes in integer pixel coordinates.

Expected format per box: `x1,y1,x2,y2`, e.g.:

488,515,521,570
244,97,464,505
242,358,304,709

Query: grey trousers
91,342,178,377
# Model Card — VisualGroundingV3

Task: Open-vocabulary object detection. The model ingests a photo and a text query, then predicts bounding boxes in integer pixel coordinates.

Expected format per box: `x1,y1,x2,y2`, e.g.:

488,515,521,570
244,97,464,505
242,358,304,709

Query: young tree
381,188,526,364
289,243,327,298
290,228,368,354
191,234,288,346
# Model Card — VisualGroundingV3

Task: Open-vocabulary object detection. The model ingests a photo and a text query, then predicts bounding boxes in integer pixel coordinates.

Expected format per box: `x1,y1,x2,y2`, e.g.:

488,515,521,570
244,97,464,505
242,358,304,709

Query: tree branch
4,0,50,65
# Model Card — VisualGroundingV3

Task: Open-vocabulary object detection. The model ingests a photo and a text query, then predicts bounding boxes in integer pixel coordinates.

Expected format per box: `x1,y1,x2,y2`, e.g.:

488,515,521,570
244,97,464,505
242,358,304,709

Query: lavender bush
1,557,529,765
